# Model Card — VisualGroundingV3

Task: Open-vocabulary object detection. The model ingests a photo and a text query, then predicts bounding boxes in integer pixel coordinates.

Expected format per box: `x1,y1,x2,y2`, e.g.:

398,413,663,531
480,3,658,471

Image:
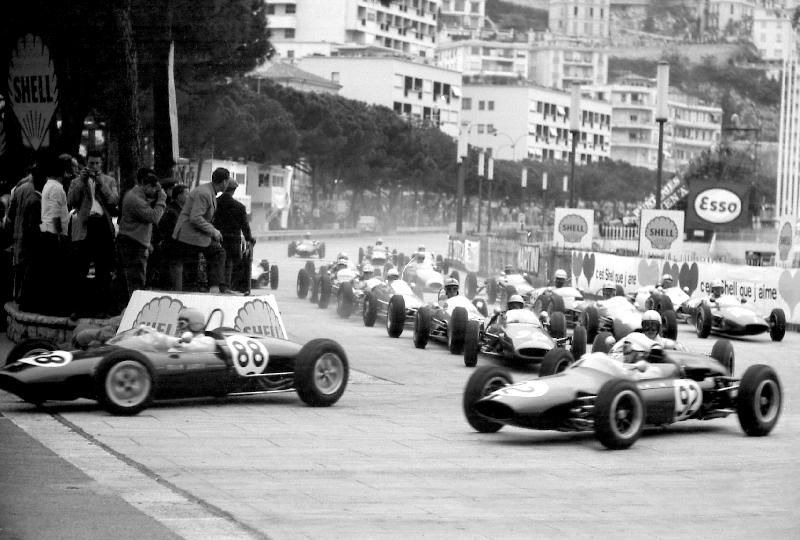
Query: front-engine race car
632,285,691,322
401,250,450,297
462,341,782,449
0,326,349,415
576,295,678,344
466,269,535,307
530,285,585,322
686,295,786,342
362,277,424,338
413,293,489,355
288,236,326,259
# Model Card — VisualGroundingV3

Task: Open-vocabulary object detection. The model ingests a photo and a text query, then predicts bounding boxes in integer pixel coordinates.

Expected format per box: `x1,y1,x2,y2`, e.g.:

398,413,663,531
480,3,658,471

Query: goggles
641,321,660,333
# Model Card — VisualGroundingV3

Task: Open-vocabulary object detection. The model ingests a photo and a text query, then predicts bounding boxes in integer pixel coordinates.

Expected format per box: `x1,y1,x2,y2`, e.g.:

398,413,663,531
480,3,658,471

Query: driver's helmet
507,294,524,311
336,251,348,261
444,277,459,298
177,307,205,333
386,268,399,281
417,245,425,252
415,251,425,262
660,273,674,288
376,238,383,246
602,280,616,299
710,279,724,298
503,264,514,274
554,269,568,288
641,309,661,340
621,332,654,363
361,263,374,279
538,310,550,326
304,231,311,239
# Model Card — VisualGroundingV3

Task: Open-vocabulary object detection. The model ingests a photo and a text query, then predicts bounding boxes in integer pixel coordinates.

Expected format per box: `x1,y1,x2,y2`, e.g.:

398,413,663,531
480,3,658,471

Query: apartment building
265,0,441,61
752,5,793,63
460,84,612,163
436,39,533,80
549,0,611,39
530,38,609,90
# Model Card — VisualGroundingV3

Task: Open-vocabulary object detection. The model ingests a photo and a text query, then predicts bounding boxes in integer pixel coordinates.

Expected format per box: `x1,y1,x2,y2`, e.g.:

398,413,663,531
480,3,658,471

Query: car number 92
19,351,73,368
673,379,702,421
225,336,269,376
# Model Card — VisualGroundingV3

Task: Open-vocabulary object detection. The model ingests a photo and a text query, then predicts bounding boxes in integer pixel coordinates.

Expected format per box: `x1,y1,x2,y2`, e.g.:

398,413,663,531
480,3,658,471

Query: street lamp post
655,61,670,210
569,86,581,208
477,150,485,232
487,155,494,232
456,123,471,234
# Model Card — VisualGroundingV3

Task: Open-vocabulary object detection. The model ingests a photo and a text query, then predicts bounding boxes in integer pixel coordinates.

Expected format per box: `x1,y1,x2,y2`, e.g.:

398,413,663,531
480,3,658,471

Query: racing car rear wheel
594,379,645,450
337,282,355,318
539,348,575,376
318,273,332,309
413,307,432,349
660,309,678,341
710,339,734,375
297,269,310,299
305,261,316,275
615,285,625,297
592,332,615,353
463,320,481,367
363,293,378,327
310,274,320,303
269,265,279,290
769,309,786,342
463,366,512,433
695,303,712,338
465,272,478,300
448,307,468,355
6,338,57,366
547,294,565,315
294,339,349,407
736,364,782,437
549,312,567,339
386,295,406,338
571,326,587,359
95,351,155,416
580,306,600,343
288,241,296,257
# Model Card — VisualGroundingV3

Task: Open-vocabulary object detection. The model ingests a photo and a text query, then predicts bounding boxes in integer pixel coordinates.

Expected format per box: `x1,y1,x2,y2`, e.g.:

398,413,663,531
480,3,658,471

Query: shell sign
553,208,594,249
7,34,58,151
777,217,794,264
639,209,684,257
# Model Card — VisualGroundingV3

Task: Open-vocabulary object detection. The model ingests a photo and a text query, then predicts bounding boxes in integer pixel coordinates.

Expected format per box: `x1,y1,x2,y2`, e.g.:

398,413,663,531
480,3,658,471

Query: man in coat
212,180,254,293
171,167,228,292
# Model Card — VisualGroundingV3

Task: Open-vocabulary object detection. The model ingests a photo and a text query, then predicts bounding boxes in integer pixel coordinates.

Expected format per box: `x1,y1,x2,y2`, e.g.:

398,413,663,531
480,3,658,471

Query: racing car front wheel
297,269,310,299
463,366,513,433
269,265,279,290
769,309,786,342
736,364,782,437
581,306,599,343
337,282,355,319
594,379,645,450
387,295,406,338
660,309,678,341
363,293,378,327
95,351,155,416
463,320,481,367
695,303,712,338
318,273,332,309
448,307,468,355
294,339,349,407
413,307,432,349
710,339,734,376
6,338,57,366
549,312,567,339
571,326,587,359
539,348,575,376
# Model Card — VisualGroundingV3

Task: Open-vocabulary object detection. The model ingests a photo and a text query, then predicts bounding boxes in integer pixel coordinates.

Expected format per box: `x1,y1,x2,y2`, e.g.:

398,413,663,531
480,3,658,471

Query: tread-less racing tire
463,320,481,367
337,282,355,319
593,379,645,450
539,348,575,376
269,265,279,290
294,339,349,407
296,269,310,299
318,273,332,309
95,350,155,416
695,302,712,338
660,309,678,341
769,308,786,342
363,292,378,327
710,339,734,376
463,366,513,433
549,312,567,339
413,306,431,349
736,364,782,437
571,325,587,359
580,306,599,343
448,307,468,354
387,295,406,338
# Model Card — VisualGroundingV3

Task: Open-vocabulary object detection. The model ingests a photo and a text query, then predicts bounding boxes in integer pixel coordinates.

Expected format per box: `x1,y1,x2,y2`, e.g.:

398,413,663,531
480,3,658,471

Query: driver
304,231,311,239
601,280,616,300
503,264,515,274
641,309,662,340
444,277,459,298
334,253,349,272
361,263,375,281
709,279,724,299
659,273,674,289
376,238,384,246
554,269,568,288
507,294,525,311
386,268,400,282
171,307,217,352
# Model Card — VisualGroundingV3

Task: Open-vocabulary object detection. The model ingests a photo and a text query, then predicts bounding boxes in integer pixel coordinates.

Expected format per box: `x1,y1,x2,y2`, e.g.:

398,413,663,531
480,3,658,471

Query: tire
710,339,735,375
472,298,488,318
736,364,782,436
296,269,310,299
660,309,678,341
304,260,315,275
549,311,566,339
95,350,155,416
592,331,615,353
269,265,279,290
539,348,575,376
448,307,468,354
294,338,349,407
318,242,326,259
310,274,319,303
463,320,481,367
318,273,332,309
655,294,674,313
387,295,406,338
547,294,565,314
363,292,378,327
571,325,587,359
288,241,296,257
463,366,512,433
337,282,355,318
769,309,786,342
580,305,600,343
465,272,478,300
695,302,712,338
413,307,431,349
487,280,497,304
6,338,58,366
593,379,645,450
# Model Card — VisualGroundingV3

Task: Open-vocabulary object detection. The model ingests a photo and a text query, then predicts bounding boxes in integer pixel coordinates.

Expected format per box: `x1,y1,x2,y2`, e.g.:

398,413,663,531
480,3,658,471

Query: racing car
358,241,392,272
0,327,349,415
288,236,326,259
686,295,786,342
462,340,782,450
632,285,691,322
401,250,454,298
465,268,536,306
576,293,678,344
413,290,489,355
251,258,279,291
362,275,425,338
462,308,587,368
530,285,585,322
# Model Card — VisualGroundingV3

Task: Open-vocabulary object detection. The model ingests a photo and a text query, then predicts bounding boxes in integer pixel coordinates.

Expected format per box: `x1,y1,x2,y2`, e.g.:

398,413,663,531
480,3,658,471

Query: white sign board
776,216,795,267
638,209,684,258
118,291,287,340
553,208,593,249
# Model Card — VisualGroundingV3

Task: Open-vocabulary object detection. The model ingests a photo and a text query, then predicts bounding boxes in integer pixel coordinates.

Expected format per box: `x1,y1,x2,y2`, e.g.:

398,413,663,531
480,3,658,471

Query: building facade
435,39,533,80
549,0,611,39
530,39,609,90
777,19,800,220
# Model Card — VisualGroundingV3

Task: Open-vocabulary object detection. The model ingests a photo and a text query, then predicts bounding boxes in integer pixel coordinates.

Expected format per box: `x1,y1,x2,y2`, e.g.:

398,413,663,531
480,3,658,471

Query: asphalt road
1,232,799,539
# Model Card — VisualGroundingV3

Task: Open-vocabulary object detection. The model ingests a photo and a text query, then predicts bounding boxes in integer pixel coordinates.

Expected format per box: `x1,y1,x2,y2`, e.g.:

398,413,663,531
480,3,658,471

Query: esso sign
693,188,742,224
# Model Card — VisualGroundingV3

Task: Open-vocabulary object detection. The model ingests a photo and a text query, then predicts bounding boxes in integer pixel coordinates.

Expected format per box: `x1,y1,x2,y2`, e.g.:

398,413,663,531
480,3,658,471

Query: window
478,100,485,110
287,50,294,59
285,29,295,39
258,173,269,187
285,4,296,14
462,97,471,110
488,101,494,111
477,124,485,134
272,174,284,188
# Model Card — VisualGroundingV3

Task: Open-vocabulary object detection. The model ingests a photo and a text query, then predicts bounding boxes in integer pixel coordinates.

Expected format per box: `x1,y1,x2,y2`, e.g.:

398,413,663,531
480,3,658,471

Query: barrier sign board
638,209,684,258
685,181,751,229
553,208,593,249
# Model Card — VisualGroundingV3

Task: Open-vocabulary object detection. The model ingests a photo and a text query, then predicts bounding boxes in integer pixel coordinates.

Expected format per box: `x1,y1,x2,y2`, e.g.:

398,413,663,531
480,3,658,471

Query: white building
777,19,800,220
530,39,609,90
297,55,462,136
460,84,612,163
265,0,441,61
439,0,487,40
752,5,793,63
435,39,533,80
549,0,611,40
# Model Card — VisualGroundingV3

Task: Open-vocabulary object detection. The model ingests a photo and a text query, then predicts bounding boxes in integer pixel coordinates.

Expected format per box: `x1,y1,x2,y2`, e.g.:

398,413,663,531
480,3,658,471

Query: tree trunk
152,0,175,178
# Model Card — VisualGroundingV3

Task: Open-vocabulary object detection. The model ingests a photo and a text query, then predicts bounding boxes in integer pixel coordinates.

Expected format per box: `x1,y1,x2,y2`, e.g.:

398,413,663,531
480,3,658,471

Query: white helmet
710,279,724,297
507,294,524,310
602,280,615,298
362,263,374,274
554,269,567,280
661,273,674,285
386,268,399,279
641,309,661,339
621,332,655,363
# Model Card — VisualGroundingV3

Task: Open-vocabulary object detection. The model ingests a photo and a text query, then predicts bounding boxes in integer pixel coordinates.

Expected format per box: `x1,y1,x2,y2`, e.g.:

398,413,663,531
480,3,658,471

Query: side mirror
180,331,194,344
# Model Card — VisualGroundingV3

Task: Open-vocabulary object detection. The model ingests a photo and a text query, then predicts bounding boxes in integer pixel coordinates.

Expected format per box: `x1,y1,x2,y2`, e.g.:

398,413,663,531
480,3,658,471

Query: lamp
655,61,670,210
569,85,581,208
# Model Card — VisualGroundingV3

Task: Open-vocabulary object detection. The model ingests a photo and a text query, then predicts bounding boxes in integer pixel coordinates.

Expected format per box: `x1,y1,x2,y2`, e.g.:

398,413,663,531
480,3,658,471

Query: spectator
116,171,167,300
171,167,228,293
146,175,178,288
212,180,254,293
5,163,41,302
153,183,187,289
68,149,119,311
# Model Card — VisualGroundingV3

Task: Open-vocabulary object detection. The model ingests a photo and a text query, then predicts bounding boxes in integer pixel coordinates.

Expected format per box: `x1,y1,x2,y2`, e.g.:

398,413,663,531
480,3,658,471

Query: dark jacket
212,192,253,246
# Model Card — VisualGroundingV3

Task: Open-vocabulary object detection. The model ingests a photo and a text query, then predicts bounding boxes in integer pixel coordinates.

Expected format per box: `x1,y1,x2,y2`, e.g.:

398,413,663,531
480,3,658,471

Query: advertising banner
776,216,795,267
638,209,684,258
685,181,751,229
119,291,287,339
553,208,593,249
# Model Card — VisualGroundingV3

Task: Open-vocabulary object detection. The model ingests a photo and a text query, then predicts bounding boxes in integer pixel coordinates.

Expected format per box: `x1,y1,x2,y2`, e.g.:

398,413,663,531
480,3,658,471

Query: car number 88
225,336,269,376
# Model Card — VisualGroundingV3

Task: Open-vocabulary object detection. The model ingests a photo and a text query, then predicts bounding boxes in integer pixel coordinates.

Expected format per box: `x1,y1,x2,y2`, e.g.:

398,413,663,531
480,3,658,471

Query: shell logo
133,296,185,336
645,216,678,250
558,214,588,243
234,299,285,339
693,188,742,224
778,222,793,261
